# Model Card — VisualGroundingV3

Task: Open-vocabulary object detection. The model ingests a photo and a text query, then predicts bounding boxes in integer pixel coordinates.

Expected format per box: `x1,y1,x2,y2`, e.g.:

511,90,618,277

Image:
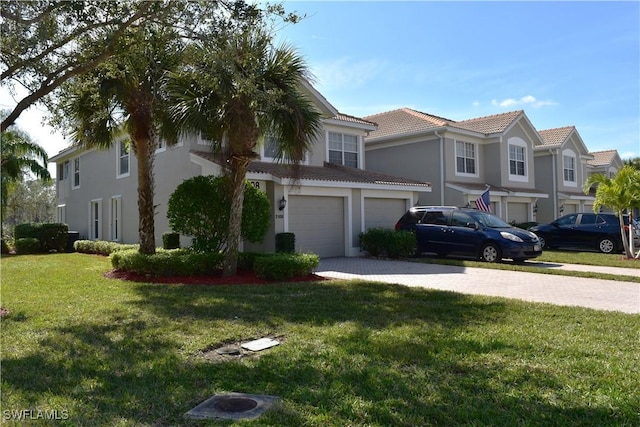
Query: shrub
110,248,224,276
253,253,319,281
512,221,538,230
167,176,270,252
275,232,295,253
237,251,272,271
74,240,138,256
359,227,389,257
14,222,68,252
359,228,416,259
162,232,180,250
14,238,41,255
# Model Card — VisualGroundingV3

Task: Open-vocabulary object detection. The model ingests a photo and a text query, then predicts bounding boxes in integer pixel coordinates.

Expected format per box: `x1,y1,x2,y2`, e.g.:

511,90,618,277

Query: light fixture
559,204,564,214
278,196,287,211
533,203,538,214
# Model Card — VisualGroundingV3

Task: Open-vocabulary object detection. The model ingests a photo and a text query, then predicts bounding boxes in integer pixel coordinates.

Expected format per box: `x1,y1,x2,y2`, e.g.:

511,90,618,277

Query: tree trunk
618,211,631,259
136,137,156,255
222,156,251,277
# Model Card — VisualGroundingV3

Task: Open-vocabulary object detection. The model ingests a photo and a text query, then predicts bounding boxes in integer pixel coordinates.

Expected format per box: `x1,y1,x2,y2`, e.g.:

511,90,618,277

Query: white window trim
562,149,577,187
155,139,166,154
88,199,102,240
110,195,122,242
117,142,130,179
454,140,479,178
327,131,360,168
72,157,80,189
507,138,528,183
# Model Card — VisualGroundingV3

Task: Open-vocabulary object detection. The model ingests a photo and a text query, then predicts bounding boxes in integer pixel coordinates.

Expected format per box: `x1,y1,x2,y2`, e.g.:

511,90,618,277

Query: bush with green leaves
14,238,41,255
253,253,319,281
167,176,270,252
74,240,138,256
162,232,180,250
359,228,416,259
275,232,295,253
110,248,224,276
14,222,68,252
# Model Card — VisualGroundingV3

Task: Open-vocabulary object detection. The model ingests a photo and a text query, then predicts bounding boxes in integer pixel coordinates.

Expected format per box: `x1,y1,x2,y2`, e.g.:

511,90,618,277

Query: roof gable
449,110,524,135
588,150,623,168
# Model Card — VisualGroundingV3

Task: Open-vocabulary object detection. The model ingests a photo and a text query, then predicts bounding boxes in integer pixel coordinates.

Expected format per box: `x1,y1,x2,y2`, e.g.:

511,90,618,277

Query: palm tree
583,165,640,259
1,116,52,236
168,27,322,276
62,26,183,254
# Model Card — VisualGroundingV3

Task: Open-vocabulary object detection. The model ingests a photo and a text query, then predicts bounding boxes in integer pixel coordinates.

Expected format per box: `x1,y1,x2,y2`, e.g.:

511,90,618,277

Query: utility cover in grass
241,337,280,351
185,393,279,420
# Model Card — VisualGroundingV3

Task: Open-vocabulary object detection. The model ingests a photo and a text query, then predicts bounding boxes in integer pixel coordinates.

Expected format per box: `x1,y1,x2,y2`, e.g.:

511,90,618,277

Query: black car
528,213,625,254
395,206,542,263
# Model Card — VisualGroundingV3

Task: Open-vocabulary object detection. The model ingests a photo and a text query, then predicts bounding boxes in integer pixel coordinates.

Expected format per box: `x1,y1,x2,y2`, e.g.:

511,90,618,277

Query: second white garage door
364,198,406,230
288,195,345,257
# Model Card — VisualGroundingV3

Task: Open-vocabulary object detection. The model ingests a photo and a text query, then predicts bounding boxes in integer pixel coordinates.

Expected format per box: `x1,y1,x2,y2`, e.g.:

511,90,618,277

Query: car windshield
467,210,511,228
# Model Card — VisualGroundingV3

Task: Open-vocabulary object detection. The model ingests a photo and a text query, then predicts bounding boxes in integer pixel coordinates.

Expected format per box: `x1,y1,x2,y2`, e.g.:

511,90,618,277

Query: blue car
395,206,542,262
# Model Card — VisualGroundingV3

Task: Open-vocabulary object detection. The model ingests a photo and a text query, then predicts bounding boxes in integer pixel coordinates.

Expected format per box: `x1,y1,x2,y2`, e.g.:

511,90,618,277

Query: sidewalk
315,257,640,314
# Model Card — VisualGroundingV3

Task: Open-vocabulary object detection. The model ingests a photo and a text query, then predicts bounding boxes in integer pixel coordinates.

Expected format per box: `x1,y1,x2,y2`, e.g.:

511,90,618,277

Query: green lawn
1,253,639,426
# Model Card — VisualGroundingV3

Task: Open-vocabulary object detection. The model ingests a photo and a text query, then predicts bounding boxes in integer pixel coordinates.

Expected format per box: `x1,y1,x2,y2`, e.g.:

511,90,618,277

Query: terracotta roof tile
191,151,431,188
450,110,523,134
364,108,450,140
331,113,377,128
537,126,575,147
588,150,618,166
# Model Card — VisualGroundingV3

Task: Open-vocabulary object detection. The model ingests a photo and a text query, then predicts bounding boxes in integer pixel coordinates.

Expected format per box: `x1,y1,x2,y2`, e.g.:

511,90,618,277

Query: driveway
315,257,640,314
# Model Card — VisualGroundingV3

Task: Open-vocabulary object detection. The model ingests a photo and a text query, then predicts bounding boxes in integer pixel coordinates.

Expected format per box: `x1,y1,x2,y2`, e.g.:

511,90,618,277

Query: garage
288,195,345,257
507,202,528,223
364,198,406,230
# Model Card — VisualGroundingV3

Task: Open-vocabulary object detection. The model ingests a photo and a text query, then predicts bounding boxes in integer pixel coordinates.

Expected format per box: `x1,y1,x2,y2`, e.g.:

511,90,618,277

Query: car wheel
538,235,548,249
598,237,615,254
480,243,501,263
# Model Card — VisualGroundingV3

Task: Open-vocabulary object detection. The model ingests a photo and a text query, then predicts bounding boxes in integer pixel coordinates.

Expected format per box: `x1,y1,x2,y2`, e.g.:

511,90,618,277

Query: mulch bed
104,269,328,285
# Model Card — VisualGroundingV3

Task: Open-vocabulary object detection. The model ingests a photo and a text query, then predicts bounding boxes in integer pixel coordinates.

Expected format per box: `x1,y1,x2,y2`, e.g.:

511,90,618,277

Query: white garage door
288,196,344,257
507,203,528,223
364,198,406,230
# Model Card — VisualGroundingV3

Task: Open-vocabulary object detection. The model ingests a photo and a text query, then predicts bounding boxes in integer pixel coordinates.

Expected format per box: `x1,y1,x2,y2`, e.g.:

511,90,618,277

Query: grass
411,250,640,283
1,253,639,426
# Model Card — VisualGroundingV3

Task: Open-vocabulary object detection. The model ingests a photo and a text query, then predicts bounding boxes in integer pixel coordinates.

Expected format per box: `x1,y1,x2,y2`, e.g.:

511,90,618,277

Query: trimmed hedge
359,228,416,259
15,238,41,255
74,240,139,256
275,232,296,253
14,222,68,253
162,232,180,250
110,248,224,276
253,253,319,281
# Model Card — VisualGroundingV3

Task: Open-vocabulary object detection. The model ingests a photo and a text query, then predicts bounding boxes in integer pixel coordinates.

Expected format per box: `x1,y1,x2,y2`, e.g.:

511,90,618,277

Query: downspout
550,149,557,218
435,130,444,205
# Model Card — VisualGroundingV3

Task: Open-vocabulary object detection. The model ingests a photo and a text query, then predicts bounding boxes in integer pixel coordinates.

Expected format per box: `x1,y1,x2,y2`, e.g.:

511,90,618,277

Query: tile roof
364,108,451,140
365,108,525,140
537,126,575,147
588,150,618,166
191,151,431,188
450,110,524,134
331,113,377,128
447,181,547,195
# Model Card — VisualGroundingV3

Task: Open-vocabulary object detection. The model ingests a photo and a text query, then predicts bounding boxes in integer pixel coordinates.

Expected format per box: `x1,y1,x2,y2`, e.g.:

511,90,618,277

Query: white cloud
491,95,557,109
312,57,385,90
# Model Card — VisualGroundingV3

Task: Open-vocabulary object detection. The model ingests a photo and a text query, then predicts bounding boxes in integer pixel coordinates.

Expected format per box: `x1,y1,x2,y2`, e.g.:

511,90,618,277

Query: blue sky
277,1,640,159
3,0,638,169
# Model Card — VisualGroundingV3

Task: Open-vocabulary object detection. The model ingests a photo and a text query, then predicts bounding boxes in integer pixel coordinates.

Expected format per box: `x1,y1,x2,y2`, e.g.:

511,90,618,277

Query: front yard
1,253,638,426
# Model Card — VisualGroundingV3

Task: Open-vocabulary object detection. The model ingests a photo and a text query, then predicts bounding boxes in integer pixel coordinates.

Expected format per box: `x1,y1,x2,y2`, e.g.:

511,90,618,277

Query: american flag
475,188,491,212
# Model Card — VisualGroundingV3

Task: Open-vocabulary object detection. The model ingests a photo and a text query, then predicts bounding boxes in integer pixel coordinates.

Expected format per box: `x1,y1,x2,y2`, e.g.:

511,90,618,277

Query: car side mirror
467,222,479,230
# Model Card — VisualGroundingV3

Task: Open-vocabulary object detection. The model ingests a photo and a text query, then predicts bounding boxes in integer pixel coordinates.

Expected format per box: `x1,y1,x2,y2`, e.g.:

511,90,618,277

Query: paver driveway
315,257,640,314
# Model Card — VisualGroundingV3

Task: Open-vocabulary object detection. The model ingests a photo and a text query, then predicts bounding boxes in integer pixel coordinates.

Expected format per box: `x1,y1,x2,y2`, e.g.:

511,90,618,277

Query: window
563,152,576,185
110,196,122,242
455,141,476,175
89,199,102,240
72,157,80,188
156,139,166,153
329,132,358,168
509,144,526,176
117,142,130,177
58,161,69,180
263,135,278,159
